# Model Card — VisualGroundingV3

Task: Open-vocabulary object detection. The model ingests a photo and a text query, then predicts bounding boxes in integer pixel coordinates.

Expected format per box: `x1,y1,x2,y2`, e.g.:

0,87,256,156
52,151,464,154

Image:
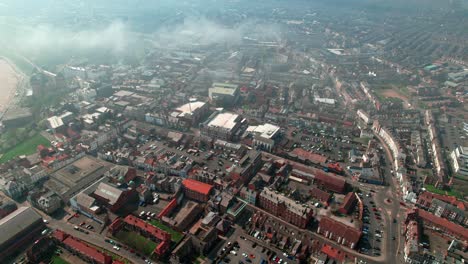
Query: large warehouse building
0,206,45,259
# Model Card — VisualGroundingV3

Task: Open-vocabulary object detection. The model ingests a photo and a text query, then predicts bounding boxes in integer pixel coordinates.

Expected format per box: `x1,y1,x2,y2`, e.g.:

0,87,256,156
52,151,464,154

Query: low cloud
12,21,131,55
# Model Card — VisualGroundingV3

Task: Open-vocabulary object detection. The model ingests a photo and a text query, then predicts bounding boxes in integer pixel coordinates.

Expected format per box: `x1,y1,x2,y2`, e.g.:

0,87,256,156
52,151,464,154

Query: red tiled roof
314,171,346,193
309,187,331,204
340,192,357,214
319,217,361,246
63,236,112,264
53,230,112,264
53,229,68,241
144,158,155,166
123,215,171,242
417,209,468,241
182,179,213,195
290,148,328,164
418,191,457,206
321,244,345,261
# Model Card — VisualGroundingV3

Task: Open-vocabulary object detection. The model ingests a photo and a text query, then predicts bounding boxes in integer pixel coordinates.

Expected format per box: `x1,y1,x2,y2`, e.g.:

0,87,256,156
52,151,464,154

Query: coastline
0,57,21,116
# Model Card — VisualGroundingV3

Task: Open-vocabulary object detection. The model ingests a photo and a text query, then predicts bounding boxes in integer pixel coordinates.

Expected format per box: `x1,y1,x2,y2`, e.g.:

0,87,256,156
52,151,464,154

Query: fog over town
0,1,466,264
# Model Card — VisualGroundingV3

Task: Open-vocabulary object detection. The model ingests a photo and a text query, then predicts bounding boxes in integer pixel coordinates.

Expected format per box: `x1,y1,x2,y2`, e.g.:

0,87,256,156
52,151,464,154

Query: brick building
259,188,314,228
108,215,172,256
53,230,113,264
416,209,468,242
338,192,358,215
317,217,361,249
182,179,213,202
92,182,135,213
314,171,346,193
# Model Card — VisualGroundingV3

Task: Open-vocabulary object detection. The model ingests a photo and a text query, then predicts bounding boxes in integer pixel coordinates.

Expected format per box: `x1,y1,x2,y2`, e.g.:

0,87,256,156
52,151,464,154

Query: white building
208,83,240,106
245,123,281,152
451,146,468,177
201,111,246,141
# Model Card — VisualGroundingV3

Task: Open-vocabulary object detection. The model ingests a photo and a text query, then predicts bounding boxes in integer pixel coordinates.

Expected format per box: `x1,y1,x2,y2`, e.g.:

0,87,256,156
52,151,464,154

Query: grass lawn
353,137,371,145
150,219,184,243
424,184,463,199
0,133,50,163
51,256,69,264
115,230,157,256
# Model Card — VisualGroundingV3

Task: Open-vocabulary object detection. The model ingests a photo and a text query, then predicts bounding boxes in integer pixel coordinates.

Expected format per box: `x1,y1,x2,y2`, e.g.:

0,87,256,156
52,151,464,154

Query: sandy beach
0,58,19,113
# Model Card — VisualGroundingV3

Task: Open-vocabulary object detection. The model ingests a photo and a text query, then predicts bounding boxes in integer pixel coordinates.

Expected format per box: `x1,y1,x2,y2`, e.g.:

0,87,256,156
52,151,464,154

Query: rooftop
206,112,241,130
175,101,206,117
417,209,468,241
47,116,64,129
93,182,123,206
124,215,171,241
318,216,361,245
182,179,213,195
0,206,42,246
246,123,280,139
260,188,312,216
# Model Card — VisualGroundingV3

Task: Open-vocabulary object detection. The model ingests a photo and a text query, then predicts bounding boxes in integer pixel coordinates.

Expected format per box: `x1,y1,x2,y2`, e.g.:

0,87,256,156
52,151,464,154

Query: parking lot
68,213,103,234
215,227,298,264
358,191,384,257
287,128,367,162
138,139,236,176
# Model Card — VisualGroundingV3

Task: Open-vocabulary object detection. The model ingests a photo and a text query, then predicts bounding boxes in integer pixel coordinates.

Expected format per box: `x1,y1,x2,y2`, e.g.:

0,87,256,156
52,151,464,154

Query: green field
150,219,184,243
115,230,157,256
51,256,69,264
424,184,463,199
0,134,50,163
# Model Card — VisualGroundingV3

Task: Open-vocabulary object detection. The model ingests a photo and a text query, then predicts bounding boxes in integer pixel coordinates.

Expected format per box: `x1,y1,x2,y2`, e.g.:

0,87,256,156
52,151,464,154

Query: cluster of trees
0,126,37,153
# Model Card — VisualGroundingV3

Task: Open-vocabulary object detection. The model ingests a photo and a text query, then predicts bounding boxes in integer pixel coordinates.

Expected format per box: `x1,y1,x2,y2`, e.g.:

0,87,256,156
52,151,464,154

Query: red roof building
53,230,112,264
317,217,361,249
182,179,213,202
417,191,463,209
339,192,358,215
321,244,346,262
309,187,331,204
314,171,346,193
289,148,328,164
108,215,172,257
417,209,468,242
123,215,171,242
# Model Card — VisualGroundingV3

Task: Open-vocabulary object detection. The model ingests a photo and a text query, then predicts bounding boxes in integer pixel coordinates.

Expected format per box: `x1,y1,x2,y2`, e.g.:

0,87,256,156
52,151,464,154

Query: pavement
372,133,407,264
37,208,146,264
241,203,386,264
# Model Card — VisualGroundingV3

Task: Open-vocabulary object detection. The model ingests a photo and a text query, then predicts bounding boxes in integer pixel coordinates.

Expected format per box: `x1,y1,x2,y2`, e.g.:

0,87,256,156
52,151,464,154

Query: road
38,209,146,264
372,133,407,264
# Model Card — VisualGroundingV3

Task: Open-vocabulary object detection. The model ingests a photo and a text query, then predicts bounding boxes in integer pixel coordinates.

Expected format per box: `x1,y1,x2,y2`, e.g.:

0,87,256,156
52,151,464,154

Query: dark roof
0,206,42,246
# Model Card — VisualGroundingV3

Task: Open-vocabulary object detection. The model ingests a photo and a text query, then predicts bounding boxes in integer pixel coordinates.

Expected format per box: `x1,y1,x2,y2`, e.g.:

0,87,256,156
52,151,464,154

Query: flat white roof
176,101,206,117
247,123,280,139
209,87,238,96
113,90,134,97
47,116,64,129
207,112,240,130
